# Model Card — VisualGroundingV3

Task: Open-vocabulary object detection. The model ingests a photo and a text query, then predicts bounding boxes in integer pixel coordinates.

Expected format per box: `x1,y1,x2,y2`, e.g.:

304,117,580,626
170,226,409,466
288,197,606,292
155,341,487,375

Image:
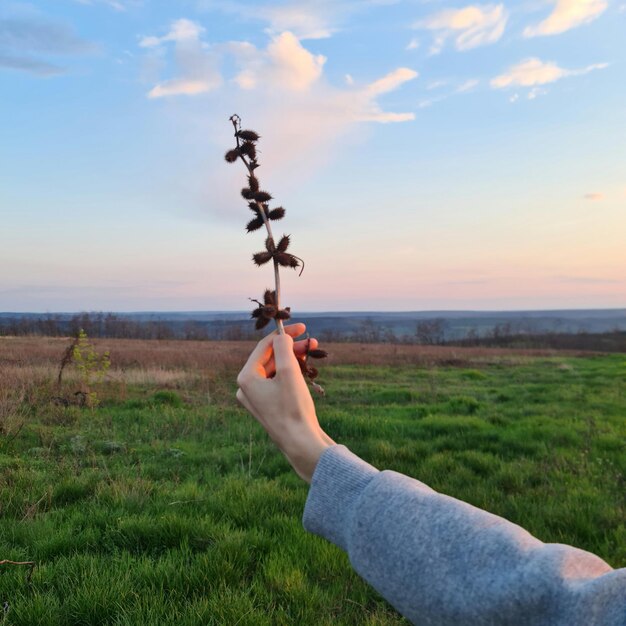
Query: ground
0,337,624,625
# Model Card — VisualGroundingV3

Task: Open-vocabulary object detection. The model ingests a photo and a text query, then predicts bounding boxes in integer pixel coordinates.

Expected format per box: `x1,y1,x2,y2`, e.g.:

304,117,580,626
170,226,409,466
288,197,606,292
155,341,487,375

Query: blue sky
1,0,625,312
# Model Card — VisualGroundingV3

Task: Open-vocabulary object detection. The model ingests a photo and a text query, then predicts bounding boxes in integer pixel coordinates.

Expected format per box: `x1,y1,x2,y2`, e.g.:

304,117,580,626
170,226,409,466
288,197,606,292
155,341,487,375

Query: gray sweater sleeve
302,444,626,626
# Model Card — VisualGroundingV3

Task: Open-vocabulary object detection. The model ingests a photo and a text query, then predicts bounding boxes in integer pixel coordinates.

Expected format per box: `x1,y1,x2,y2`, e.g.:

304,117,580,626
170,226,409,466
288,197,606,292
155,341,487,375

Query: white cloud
230,32,325,91
140,19,222,98
416,4,508,53
491,57,608,89
457,78,479,92
75,0,129,10
139,19,204,48
406,37,419,50
427,79,447,90
527,86,547,99
364,67,418,96
147,78,212,98
256,4,336,39
524,0,608,37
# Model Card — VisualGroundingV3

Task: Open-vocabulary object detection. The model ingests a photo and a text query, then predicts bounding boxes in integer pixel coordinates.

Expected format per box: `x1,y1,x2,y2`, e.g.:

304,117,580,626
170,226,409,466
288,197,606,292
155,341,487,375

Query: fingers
273,333,300,377
263,337,318,377
238,323,306,384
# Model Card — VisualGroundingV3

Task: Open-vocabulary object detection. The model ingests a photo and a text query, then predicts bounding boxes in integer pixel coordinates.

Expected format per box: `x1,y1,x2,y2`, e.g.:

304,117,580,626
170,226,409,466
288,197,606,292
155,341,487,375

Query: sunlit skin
235,323,334,483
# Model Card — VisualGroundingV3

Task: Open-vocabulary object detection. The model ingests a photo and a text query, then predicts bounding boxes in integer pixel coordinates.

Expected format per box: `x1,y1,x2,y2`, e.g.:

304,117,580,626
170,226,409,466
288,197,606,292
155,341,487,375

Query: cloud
491,57,608,89
427,79,447,90
406,37,419,50
456,78,479,92
583,192,604,201
74,0,130,10
148,78,213,98
524,0,608,37
415,4,508,54
139,18,204,48
196,0,397,40
0,14,94,76
141,19,222,98
364,67,418,97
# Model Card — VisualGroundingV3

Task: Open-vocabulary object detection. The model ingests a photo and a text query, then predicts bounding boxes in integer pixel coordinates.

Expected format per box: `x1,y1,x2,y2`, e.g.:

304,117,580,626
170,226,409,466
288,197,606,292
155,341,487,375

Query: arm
304,444,625,626
236,326,626,625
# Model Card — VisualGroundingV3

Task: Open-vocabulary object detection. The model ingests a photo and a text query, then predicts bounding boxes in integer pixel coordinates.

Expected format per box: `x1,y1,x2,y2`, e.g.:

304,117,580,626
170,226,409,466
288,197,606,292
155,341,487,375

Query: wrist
282,431,333,483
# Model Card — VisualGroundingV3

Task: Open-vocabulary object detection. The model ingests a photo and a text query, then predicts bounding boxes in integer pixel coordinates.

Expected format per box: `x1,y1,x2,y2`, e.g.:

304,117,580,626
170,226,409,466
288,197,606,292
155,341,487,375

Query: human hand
236,323,334,483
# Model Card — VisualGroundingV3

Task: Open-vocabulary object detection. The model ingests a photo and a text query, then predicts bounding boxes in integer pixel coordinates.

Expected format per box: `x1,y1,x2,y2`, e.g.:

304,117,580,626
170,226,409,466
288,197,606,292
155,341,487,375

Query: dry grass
0,335,595,371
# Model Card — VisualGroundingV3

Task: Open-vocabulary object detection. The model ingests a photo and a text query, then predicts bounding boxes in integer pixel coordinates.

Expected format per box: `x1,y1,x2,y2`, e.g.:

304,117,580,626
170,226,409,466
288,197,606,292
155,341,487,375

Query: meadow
0,336,624,625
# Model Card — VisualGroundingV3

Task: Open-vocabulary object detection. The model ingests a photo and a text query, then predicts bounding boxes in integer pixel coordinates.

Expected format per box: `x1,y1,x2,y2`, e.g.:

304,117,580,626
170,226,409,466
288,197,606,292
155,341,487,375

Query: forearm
303,445,626,625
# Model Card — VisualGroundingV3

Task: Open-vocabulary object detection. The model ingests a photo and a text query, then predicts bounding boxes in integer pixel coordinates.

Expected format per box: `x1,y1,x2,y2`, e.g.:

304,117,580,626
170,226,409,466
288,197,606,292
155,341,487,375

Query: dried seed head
275,252,299,269
265,236,275,252
224,149,239,163
241,188,255,200
240,141,256,159
275,308,291,320
246,217,264,233
237,130,260,142
307,366,319,380
277,235,290,252
308,349,328,359
248,175,259,192
255,316,271,330
253,251,272,266
254,191,272,203
267,207,285,221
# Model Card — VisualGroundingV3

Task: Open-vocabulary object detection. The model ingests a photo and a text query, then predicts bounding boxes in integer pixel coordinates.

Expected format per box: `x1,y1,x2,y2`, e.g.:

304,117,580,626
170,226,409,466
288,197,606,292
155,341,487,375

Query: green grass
1,354,625,624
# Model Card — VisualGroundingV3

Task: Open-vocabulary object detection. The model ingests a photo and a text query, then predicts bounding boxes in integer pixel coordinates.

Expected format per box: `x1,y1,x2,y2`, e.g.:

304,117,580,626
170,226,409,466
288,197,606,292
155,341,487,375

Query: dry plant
225,114,328,392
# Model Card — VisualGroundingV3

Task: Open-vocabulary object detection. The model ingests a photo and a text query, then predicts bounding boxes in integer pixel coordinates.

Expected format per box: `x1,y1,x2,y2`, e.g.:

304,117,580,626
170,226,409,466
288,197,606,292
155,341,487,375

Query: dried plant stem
230,115,284,334
0,560,36,583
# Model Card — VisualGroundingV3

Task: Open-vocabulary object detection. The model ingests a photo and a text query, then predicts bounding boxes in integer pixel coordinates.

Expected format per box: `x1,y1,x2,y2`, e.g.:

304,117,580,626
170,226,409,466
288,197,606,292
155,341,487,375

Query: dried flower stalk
225,114,327,391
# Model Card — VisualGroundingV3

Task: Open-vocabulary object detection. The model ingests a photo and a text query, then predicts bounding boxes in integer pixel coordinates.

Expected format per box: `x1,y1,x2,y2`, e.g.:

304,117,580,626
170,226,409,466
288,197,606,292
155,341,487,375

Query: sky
1,0,625,313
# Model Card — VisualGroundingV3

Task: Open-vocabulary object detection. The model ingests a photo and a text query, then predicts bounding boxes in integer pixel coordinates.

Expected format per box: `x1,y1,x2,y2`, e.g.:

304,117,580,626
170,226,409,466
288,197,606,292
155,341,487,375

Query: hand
236,323,334,483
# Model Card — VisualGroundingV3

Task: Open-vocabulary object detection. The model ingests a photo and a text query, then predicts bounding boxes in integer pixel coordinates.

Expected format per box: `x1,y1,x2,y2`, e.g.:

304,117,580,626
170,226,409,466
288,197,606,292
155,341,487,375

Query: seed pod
275,308,291,320
255,316,271,330
241,188,255,200
240,141,256,159
277,235,290,252
263,290,276,305
237,130,260,142
246,217,264,232
267,207,285,221
225,149,240,163
308,349,328,359
253,251,272,266
254,191,272,203
265,236,275,252
248,175,259,192
307,366,319,380
251,308,263,319
275,252,299,269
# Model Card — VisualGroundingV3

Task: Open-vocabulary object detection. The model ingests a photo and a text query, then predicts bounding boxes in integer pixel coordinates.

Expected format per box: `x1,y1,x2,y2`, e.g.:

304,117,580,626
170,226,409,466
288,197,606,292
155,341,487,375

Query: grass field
0,337,625,625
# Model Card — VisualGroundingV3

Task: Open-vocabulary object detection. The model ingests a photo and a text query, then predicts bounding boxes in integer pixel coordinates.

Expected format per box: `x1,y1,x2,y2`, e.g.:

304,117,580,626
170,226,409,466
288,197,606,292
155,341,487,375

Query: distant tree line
1,313,624,352
0,313,258,341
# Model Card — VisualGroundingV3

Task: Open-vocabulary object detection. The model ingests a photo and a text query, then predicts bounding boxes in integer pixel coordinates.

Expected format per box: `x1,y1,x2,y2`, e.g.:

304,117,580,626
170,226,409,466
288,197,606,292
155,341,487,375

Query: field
1,336,625,625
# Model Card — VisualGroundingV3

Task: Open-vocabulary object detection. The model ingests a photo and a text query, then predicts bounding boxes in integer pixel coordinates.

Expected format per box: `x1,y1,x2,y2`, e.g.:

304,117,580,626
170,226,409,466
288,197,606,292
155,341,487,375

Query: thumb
273,333,298,376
